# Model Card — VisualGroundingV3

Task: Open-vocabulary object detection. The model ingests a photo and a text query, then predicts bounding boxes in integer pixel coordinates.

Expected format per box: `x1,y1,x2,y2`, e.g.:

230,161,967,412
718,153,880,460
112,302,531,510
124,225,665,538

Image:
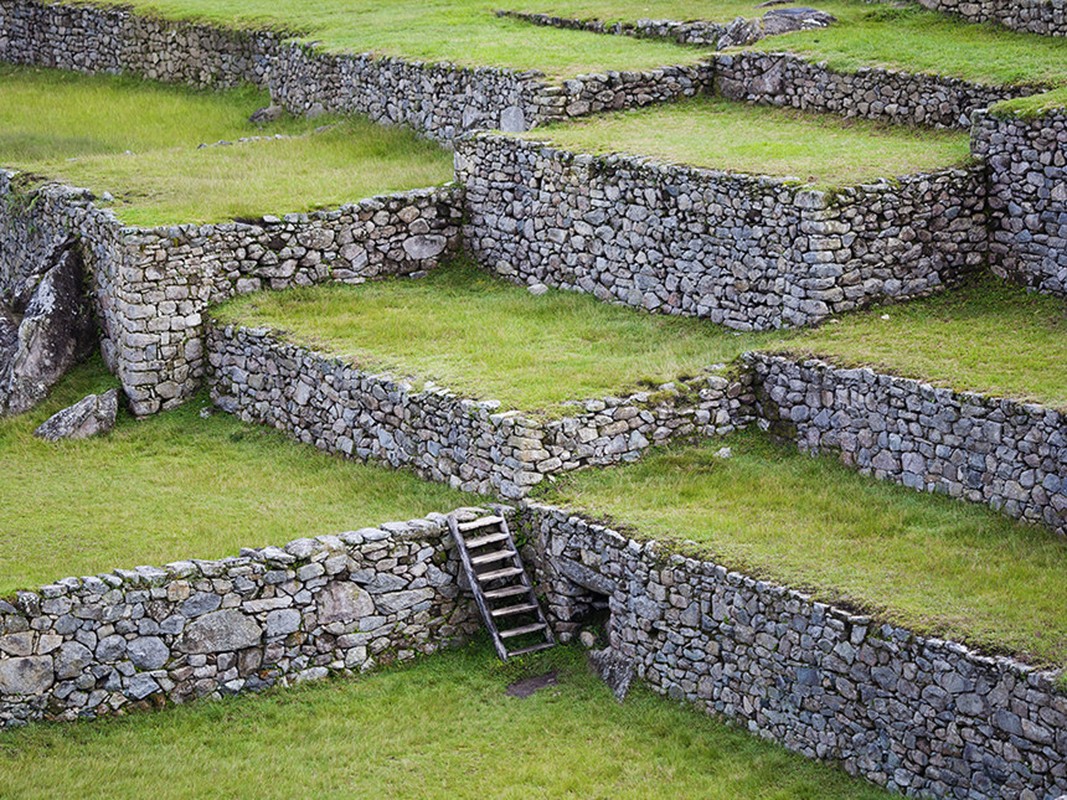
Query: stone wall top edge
464,131,979,196
1,505,503,607
717,49,1051,92
216,321,734,420
521,500,1063,688
747,351,1066,420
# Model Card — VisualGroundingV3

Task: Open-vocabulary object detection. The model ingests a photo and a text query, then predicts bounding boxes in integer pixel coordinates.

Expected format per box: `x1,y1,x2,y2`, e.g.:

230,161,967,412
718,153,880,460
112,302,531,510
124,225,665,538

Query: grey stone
34,389,119,441
318,581,375,624
127,637,170,671
177,610,262,654
0,656,54,695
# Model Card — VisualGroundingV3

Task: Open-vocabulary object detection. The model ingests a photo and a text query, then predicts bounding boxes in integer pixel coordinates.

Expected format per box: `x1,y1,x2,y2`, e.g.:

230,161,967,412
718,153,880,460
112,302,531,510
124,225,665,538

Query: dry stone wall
714,51,1038,129
0,509,486,727
749,352,1067,535
524,503,1067,800
914,0,1067,37
0,173,462,415
207,324,752,499
973,109,1067,299
457,134,986,331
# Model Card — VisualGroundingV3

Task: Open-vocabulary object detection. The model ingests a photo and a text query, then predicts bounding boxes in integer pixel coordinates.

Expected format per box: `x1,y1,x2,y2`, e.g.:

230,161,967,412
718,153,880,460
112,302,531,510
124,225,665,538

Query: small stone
33,389,119,441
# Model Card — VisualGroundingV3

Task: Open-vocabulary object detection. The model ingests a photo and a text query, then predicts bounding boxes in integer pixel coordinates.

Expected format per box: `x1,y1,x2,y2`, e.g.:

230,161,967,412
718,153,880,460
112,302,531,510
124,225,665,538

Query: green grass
0,358,472,597
214,258,785,414
85,0,1067,88
0,642,889,799
527,97,972,186
740,1,1067,88
91,0,707,80
0,66,453,226
992,85,1067,118
541,433,1067,668
790,277,1067,409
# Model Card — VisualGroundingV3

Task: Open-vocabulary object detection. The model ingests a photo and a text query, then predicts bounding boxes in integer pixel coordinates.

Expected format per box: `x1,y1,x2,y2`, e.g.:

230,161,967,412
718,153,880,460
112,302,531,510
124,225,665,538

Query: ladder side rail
448,516,509,661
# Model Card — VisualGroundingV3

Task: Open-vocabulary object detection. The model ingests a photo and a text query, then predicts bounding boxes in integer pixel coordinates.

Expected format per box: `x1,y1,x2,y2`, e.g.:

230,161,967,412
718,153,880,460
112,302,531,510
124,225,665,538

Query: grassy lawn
527,97,971,186
0,642,889,799
540,432,1067,668
0,66,453,226
214,259,785,414
790,278,1067,409
0,358,471,597
82,0,1067,88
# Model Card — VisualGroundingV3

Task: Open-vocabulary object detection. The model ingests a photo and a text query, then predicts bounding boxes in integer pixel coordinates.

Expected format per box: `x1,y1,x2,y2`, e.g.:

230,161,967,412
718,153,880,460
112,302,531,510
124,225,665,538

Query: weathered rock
318,581,375,624
249,104,284,124
0,239,95,416
177,610,262,654
127,637,170,671
33,389,119,441
0,656,53,695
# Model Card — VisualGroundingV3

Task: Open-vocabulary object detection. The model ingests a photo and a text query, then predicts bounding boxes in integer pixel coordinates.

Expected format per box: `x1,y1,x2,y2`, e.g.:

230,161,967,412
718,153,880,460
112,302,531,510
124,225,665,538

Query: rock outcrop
0,238,95,416
33,389,119,441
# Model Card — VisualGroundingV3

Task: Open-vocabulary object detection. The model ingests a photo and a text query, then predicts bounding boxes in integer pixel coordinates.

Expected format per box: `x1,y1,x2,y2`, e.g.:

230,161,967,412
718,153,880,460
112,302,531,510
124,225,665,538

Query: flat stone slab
506,671,558,698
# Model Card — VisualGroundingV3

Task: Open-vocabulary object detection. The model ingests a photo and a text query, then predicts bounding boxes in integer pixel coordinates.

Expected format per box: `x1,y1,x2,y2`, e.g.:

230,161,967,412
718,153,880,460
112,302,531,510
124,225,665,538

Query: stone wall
0,508,485,727
457,134,986,331
714,51,1038,129
207,324,752,499
524,503,1067,800
749,352,1067,535
974,109,1067,300
0,172,462,414
915,0,1067,37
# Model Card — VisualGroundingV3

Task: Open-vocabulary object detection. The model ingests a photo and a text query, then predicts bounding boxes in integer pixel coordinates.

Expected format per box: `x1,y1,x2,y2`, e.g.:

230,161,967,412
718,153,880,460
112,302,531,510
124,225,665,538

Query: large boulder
33,388,119,441
0,238,96,416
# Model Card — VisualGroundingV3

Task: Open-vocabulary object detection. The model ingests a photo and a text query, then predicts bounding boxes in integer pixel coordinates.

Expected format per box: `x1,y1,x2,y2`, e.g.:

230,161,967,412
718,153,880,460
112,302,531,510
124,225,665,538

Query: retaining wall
524,503,1067,800
974,109,1067,300
915,0,1067,37
457,134,986,331
749,352,1067,535
207,323,752,499
714,51,1038,129
0,172,462,414
0,509,486,727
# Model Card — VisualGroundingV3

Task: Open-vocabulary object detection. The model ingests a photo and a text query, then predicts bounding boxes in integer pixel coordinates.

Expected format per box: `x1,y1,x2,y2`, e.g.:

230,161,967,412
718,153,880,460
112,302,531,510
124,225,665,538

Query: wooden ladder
448,513,555,661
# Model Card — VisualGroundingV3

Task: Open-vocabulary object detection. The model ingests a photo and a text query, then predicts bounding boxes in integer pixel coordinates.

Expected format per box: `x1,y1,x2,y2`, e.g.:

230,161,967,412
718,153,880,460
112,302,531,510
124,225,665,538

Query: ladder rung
465,531,509,549
491,602,538,618
499,622,548,639
457,515,504,532
483,585,529,601
471,548,515,566
476,566,524,582
507,642,556,658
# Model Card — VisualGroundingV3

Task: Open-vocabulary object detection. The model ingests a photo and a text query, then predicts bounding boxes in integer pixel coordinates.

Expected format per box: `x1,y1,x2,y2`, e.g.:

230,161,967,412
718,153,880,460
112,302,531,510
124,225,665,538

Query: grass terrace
525,96,972,186
214,259,784,414
0,642,889,799
0,359,472,596
0,66,453,226
84,0,1067,88
790,277,1067,409
92,0,707,79
541,433,1067,669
